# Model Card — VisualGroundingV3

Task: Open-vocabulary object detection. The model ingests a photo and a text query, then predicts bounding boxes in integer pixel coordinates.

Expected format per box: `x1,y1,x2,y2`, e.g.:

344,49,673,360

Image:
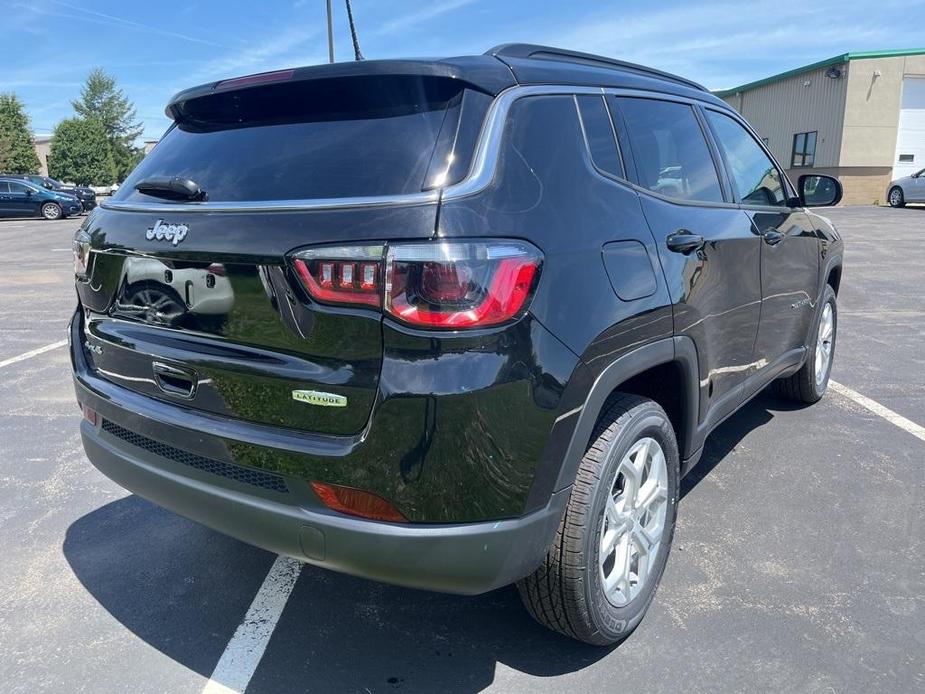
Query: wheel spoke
635,517,662,551
636,480,668,515
601,504,629,559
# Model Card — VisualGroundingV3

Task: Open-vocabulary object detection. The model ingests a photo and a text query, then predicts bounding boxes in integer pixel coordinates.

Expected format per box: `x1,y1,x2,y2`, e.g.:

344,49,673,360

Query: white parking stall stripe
830,380,925,443
201,556,303,694
0,340,67,369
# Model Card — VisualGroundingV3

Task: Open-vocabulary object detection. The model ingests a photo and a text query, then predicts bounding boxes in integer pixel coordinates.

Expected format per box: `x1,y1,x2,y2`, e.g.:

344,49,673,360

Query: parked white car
887,168,925,207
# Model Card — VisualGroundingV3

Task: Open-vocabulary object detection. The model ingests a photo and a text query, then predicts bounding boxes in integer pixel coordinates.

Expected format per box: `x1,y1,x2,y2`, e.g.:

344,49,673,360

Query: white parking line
830,380,925,443
201,556,303,694
0,340,67,369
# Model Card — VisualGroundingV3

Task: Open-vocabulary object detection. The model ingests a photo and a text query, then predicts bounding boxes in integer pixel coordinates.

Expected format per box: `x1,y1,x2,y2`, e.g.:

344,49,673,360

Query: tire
517,394,679,645
772,285,837,403
888,186,905,208
41,202,62,220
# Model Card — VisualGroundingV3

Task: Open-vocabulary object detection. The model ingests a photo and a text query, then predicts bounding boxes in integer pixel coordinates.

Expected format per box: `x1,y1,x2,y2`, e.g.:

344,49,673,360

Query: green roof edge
712,48,925,98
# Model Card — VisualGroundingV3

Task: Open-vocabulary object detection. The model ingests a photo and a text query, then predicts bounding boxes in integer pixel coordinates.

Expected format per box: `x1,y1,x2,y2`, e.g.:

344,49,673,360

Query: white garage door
893,76,925,179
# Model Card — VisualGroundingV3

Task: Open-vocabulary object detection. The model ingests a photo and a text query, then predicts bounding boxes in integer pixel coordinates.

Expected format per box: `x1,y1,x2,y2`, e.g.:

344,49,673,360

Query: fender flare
820,256,842,298
552,336,700,493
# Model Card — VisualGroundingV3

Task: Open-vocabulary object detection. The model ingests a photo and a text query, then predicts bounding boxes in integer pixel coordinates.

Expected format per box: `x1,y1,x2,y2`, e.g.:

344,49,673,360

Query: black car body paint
70,45,843,594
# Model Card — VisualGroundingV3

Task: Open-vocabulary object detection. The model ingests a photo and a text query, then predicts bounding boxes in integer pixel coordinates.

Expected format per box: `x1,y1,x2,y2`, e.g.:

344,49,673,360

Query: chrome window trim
101,84,725,214
101,190,442,213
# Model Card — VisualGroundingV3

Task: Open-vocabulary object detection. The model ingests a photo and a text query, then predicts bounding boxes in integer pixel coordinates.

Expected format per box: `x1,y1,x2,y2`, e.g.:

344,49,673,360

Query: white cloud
373,0,478,36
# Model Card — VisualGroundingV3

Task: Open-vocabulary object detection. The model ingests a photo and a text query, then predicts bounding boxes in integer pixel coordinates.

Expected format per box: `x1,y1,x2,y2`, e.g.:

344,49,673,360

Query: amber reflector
310,481,407,523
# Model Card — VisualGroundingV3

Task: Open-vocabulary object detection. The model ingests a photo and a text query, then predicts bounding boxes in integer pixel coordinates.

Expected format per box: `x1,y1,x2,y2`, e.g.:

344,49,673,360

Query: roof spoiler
164,57,516,120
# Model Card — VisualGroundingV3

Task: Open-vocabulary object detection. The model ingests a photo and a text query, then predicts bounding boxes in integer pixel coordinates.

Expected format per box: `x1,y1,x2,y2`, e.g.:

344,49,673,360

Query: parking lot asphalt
0,207,923,694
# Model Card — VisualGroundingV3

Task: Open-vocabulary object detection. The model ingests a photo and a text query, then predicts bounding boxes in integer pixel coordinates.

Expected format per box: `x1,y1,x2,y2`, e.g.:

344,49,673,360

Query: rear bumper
79,420,567,594
70,311,569,594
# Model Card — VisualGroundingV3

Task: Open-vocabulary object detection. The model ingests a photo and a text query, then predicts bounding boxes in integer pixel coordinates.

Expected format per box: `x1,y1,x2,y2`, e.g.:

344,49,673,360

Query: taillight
290,240,542,329
292,245,383,308
385,241,541,328
72,230,91,278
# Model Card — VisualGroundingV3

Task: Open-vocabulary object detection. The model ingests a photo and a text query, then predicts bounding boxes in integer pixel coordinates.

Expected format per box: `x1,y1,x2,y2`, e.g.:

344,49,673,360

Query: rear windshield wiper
135,176,207,202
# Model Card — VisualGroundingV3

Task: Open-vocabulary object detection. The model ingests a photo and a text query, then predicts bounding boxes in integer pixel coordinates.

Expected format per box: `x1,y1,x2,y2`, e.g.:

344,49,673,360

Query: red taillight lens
290,240,542,328
291,245,384,308
310,481,408,523
385,241,541,328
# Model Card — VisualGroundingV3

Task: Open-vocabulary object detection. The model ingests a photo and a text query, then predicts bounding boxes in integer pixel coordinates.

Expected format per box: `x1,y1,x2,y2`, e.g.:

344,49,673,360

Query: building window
791,131,817,168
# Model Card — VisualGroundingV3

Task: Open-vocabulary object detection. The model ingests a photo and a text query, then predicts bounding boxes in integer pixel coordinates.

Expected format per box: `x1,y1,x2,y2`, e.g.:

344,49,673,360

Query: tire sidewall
42,202,62,220
584,405,679,641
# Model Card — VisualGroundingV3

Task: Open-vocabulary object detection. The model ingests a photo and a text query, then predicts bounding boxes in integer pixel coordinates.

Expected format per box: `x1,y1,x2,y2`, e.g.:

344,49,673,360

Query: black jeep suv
70,45,843,645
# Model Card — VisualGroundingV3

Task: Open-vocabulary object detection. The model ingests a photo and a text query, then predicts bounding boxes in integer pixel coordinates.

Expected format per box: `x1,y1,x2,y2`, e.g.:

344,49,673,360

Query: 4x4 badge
146,219,189,246
292,390,347,407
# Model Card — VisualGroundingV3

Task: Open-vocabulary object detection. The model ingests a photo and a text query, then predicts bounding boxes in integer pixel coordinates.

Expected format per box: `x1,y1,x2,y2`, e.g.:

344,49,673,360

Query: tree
72,68,143,181
0,93,40,173
48,118,115,186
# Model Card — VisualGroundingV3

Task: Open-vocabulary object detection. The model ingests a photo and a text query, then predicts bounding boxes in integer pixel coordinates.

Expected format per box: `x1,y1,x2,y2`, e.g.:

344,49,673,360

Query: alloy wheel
599,436,669,607
815,302,834,386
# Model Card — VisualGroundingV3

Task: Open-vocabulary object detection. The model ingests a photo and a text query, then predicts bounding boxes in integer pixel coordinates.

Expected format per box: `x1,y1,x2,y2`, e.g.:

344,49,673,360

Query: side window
0,182,9,193
8,182,31,194
706,110,787,207
575,95,624,179
614,97,723,203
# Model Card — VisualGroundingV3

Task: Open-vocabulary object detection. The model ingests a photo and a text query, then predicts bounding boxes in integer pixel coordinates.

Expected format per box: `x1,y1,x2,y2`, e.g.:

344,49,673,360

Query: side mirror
798,174,842,207
24,188,33,196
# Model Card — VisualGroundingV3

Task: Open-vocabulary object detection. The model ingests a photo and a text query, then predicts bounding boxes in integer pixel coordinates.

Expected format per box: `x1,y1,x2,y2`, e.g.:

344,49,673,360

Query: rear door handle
666,230,705,254
763,229,784,245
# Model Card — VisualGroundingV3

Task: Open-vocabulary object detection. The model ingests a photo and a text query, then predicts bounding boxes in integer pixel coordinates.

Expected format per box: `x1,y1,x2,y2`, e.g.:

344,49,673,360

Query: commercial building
716,49,925,204
32,134,52,176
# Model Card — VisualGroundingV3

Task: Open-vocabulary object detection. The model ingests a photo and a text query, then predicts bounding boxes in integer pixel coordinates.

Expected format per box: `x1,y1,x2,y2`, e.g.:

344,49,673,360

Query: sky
3,0,925,142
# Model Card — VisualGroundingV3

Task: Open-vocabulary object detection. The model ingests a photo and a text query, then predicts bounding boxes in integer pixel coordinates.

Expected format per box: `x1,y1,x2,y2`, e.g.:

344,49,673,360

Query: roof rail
486,43,707,92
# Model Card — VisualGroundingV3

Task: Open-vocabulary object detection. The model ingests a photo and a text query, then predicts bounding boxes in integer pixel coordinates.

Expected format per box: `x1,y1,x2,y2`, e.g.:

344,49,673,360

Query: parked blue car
0,176,82,219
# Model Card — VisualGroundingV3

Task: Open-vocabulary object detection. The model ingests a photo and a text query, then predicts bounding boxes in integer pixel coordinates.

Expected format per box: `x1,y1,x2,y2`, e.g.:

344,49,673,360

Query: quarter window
791,131,817,168
575,95,624,179
705,110,787,207
614,97,723,203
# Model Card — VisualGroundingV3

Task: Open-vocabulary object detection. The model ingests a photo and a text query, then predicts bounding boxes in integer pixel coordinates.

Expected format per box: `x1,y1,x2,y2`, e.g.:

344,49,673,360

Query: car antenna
345,0,364,60
325,0,335,63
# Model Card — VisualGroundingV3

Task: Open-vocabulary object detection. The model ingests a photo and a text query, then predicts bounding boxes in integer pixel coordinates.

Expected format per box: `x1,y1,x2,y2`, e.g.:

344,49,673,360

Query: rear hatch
75,68,499,436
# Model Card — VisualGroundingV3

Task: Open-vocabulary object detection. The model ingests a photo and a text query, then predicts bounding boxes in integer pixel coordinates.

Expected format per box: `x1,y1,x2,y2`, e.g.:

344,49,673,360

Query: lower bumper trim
81,422,568,595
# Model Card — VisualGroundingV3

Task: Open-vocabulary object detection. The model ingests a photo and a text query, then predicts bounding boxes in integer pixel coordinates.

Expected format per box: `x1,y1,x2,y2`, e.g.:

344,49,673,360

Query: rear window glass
117,76,472,203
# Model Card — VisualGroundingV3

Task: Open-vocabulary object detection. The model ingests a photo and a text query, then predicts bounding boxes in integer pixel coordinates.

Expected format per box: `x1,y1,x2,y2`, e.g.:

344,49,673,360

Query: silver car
887,168,925,207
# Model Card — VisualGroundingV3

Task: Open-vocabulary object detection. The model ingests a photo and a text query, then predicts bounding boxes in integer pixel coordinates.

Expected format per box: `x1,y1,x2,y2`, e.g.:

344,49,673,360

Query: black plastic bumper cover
81,422,568,594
